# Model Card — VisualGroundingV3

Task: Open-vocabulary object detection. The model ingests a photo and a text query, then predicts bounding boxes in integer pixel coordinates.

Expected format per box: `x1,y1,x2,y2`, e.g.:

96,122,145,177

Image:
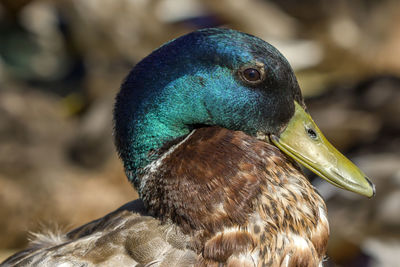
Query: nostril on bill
306,128,318,140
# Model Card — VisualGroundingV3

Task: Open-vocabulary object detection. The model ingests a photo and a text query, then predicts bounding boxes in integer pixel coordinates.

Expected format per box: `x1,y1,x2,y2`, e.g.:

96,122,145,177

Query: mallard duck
1,28,374,267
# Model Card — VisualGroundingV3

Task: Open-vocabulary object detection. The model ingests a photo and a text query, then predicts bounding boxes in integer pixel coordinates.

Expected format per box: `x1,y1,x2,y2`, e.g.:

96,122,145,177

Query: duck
1,28,375,267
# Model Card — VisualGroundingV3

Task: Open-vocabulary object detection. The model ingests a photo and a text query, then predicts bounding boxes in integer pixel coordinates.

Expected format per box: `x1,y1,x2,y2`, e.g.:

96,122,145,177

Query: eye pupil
243,68,261,82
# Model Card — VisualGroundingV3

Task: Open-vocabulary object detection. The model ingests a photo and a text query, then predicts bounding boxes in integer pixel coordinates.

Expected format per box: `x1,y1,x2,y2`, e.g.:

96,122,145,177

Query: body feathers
2,128,328,266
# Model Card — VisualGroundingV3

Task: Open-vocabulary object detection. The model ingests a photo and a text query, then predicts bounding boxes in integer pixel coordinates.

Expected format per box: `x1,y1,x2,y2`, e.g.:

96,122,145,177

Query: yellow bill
270,102,375,197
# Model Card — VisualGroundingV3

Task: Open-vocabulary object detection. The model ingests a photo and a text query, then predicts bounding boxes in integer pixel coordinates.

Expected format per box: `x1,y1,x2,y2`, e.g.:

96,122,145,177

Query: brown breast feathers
140,126,329,266
2,127,329,267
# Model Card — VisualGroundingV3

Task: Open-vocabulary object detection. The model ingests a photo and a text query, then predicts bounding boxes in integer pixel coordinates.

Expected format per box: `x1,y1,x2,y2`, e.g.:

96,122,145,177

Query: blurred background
0,0,399,266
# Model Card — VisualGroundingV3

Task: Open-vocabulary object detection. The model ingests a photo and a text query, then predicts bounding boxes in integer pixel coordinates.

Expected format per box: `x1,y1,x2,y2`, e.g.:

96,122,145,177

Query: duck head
114,28,375,198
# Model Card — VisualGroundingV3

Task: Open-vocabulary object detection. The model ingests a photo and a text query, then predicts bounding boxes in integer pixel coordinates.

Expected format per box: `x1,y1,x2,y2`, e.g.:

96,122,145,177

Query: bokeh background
0,0,399,266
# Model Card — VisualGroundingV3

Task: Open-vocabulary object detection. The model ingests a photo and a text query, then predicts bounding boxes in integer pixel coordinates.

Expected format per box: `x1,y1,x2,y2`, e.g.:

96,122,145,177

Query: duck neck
119,86,211,189
128,113,190,179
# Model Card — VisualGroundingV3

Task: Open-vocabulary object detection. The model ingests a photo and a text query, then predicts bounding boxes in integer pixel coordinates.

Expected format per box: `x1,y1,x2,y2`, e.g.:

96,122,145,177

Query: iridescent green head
114,28,375,197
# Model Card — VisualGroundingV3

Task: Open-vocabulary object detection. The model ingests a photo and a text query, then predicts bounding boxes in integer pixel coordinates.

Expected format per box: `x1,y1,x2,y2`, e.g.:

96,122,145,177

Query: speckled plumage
140,127,329,266
2,28,338,266
2,128,328,266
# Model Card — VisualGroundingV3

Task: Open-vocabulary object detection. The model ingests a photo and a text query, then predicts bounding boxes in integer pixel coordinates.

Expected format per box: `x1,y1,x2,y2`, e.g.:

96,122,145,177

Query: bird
1,28,375,267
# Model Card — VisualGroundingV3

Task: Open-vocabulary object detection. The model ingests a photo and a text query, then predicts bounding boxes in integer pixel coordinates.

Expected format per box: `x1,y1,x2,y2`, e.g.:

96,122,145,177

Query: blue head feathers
114,28,303,187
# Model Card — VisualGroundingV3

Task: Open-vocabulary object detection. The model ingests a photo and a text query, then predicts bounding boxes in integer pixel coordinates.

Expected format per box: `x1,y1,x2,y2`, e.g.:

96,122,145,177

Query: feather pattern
2,127,329,266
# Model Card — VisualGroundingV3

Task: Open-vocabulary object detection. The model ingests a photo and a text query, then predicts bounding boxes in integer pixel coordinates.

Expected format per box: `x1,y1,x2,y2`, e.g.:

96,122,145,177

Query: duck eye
243,68,261,82
239,66,265,84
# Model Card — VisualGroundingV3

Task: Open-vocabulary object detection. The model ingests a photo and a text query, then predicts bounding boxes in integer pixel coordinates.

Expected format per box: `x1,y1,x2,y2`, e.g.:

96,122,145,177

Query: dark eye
239,65,265,84
243,68,261,82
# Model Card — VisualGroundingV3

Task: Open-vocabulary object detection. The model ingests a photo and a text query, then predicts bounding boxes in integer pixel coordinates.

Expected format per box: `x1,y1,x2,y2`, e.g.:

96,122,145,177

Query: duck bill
270,102,375,198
